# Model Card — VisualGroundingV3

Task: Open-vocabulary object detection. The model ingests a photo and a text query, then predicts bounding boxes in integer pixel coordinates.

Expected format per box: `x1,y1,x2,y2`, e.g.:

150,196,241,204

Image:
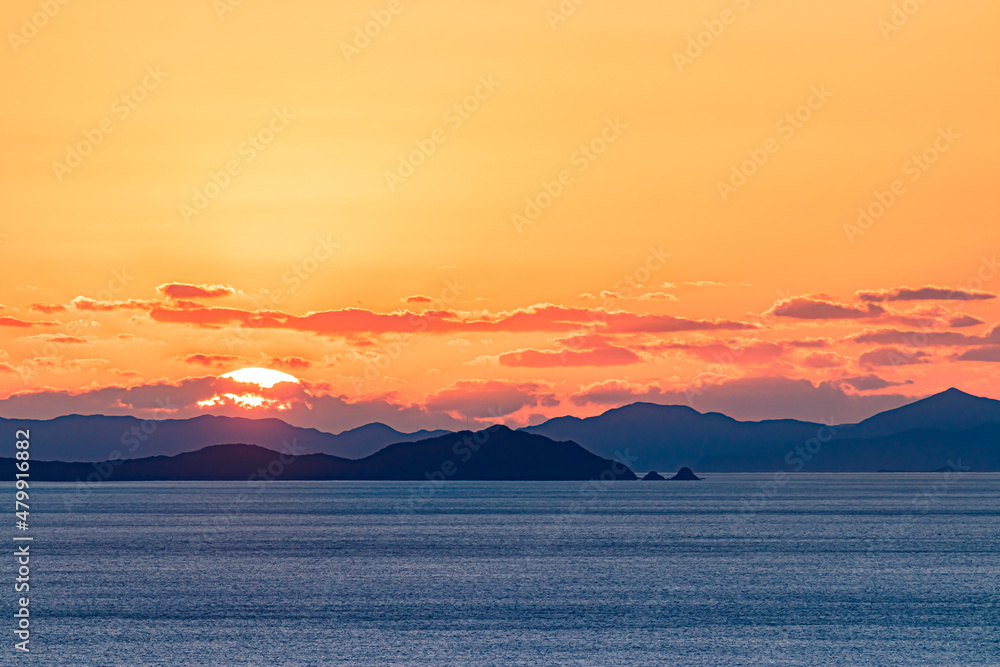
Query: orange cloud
181,353,241,367
269,356,313,370
72,297,156,311
499,345,641,368
0,316,57,328
30,304,69,314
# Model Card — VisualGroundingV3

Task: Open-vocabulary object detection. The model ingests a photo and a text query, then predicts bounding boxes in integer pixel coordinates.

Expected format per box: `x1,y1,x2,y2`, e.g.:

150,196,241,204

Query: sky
1,0,998,433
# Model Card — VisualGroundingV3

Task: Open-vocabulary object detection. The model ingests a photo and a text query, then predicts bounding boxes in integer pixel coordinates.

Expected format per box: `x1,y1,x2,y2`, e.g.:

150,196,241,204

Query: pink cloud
858,286,996,302
948,315,985,328
569,376,916,424
422,380,559,420
859,347,930,367
788,338,832,348
768,297,884,320
157,283,236,299
801,352,843,368
570,380,665,406
839,374,914,391
953,346,1000,362
853,329,984,347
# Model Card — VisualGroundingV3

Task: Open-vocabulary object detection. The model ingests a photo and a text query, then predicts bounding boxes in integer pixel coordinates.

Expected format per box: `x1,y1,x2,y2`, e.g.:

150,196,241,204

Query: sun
220,367,300,388
197,367,301,411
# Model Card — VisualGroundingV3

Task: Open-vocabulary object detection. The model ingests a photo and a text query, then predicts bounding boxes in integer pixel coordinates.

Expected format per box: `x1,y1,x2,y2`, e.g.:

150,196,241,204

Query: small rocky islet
642,467,702,481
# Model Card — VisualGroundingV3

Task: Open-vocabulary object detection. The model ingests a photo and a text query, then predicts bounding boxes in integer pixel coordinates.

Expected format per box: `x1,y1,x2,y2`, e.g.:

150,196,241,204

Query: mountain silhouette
835,387,1000,440
524,389,1000,472
523,403,822,472
4,425,636,482
4,388,999,473
0,414,449,461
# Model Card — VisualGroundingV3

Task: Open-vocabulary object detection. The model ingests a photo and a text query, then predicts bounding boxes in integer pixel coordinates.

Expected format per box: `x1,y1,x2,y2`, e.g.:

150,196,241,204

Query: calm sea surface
4,474,999,665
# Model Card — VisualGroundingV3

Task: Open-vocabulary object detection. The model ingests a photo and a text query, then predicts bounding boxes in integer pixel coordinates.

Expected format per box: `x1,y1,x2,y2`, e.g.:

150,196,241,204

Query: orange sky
1,0,998,431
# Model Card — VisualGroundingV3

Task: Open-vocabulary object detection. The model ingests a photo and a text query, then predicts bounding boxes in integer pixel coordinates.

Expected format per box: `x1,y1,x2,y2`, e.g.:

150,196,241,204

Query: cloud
853,329,984,347
858,286,996,302
801,352,843,368
570,376,917,423
0,362,18,375
0,316,58,328
268,356,313,370
636,292,679,301
498,333,643,367
148,302,752,337
499,346,641,368
953,346,1000,362
788,338,831,348
157,283,236,299
601,311,750,333
581,289,680,302
590,376,915,423
669,341,787,365
768,297,884,320
38,335,91,344
0,377,470,433
684,376,917,422
180,353,241,367
859,347,930,367
30,304,69,314
680,281,731,287
422,380,558,419
839,374,914,391
402,295,433,304
570,379,665,406
948,315,985,328
72,297,155,312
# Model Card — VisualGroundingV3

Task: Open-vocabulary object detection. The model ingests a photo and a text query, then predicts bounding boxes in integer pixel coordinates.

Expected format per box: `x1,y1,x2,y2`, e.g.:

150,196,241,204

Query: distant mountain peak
841,387,1000,440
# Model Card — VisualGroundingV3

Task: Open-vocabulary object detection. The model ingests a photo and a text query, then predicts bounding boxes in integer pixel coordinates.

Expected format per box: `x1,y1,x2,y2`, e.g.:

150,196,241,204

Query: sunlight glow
220,367,300,388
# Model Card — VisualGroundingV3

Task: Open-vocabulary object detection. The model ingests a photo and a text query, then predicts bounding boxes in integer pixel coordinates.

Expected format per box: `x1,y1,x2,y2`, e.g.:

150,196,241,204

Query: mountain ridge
3,425,636,482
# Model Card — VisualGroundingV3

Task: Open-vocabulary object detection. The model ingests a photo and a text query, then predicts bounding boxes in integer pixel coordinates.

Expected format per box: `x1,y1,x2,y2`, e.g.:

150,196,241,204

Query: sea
4,474,999,666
